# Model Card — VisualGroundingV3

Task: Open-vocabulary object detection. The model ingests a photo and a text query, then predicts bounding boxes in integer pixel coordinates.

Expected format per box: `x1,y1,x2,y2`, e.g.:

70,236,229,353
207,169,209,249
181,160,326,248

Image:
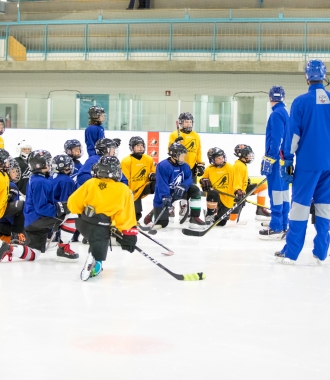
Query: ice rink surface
1,198,330,380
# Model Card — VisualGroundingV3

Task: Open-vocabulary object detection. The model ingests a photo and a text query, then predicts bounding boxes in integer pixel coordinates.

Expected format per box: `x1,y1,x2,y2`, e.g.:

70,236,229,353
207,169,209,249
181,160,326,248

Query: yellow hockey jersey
0,137,4,149
168,130,203,169
0,171,9,218
121,154,156,201
202,163,235,209
233,159,249,192
67,178,137,232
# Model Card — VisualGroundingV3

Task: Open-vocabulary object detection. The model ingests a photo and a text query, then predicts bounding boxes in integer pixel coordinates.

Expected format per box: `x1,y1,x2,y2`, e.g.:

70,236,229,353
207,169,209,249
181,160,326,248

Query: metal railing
1,18,330,61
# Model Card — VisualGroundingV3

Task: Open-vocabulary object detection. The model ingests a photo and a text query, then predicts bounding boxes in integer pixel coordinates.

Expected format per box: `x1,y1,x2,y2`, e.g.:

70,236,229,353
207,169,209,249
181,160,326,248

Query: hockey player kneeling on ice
259,85,290,241
230,144,270,224
200,148,235,226
67,156,138,281
121,136,156,223
0,150,78,263
0,153,26,245
153,143,205,230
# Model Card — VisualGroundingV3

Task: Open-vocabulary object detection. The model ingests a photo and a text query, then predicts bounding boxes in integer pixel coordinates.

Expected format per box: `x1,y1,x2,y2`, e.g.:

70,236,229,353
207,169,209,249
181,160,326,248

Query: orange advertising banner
147,131,160,164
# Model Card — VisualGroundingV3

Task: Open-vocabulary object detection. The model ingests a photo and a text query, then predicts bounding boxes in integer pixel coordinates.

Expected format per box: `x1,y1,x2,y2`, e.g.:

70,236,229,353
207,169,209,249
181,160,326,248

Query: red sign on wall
147,131,159,164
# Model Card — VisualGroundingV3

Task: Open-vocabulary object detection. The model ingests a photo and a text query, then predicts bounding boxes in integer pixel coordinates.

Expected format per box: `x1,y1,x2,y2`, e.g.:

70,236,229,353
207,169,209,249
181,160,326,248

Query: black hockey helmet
0,149,10,172
207,147,227,168
92,156,122,182
52,154,74,174
178,112,194,133
8,157,21,183
0,117,5,136
168,142,187,165
234,144,255,163
28,150,52,173
95,138,116,156
129,136,145,155
64,139,83,159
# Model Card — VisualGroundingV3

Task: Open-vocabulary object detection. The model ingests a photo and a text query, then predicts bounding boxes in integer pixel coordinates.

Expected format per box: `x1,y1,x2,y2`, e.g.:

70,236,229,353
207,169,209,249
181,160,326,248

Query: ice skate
11,232,26,245
143,210,154,225
205,214,215,226
179,201,190,223
313,255,324,266
189,216,206,230
274,251,295,265
80,252,94,281
56,243,79,262
259,227,284,240
0,240,13,262
255,206,271,221
168,206,175,223
261,221,270,227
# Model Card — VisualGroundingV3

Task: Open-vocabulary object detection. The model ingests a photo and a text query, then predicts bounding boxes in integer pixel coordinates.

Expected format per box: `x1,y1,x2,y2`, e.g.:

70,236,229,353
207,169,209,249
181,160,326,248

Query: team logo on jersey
184,139,197,153
319,94,327,104
132,166,147,182
98,182,107,190
169,172,184,189
213,174,229,190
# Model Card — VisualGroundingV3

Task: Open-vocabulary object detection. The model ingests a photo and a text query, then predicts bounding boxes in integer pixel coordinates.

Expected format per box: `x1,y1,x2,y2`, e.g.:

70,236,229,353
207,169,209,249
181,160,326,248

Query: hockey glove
194,163,205,177
162,197,172,208
116,227,138,253
260,155,276,176
148,172,156,182
200,178,211,192
8,187,19,202
175,136,184,143
113,138,121,147
280,159,294,184
234,189,245,203
56,201,70,217
173,185,186,201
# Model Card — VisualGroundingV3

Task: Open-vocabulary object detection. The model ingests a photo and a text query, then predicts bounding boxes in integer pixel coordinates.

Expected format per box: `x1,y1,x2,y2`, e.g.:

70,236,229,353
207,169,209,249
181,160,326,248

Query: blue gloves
260,155,276,176
173,185,185,201
280,159,294,184
162,197,172,208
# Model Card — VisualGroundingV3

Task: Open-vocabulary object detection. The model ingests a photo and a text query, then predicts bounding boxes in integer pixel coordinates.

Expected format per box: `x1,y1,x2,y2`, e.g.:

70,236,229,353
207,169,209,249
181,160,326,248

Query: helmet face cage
28,150,52,173
207,148,227,168
269,86,285,102
52,154,74,174
129,136,145,154
305,59,327,81
234,144,255,164
168,143,187,165
16,140,32,161
95,138,117,156
178,112,194,132
92,156,122,181
8,157,21,183
64,139,83,159
0,149,10,172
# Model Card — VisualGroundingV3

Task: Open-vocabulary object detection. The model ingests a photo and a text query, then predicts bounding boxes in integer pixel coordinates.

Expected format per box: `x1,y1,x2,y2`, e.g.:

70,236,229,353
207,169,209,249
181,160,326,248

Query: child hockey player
121,136,156,222
200,148,236,226
14,140,32,196
152,142,205,230
67,156,138,281
0,117,5,149
85,106,121,157
229,144,269,224
0,150,79,263
168,112,205,218
64,139,83,175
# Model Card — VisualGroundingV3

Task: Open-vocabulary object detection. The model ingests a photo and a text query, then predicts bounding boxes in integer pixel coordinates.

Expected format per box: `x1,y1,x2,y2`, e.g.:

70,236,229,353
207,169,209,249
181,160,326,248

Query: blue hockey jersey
24,174,57,227
153,158,193,208
85,124,104,157
265,102,289,160
49,173,76,202
282,83,330,170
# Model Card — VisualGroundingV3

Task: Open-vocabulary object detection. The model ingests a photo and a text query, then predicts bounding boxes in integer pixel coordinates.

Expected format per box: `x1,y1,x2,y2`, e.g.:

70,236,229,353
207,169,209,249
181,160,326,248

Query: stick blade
183,272,206,281
182,228,207,237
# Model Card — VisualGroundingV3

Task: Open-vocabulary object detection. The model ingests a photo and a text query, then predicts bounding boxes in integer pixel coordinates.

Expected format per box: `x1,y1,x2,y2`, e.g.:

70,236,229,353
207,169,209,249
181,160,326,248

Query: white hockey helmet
17,140,33,161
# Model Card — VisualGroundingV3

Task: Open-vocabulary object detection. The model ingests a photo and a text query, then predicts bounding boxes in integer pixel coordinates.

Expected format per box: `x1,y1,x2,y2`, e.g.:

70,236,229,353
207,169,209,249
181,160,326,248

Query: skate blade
276,257,295,265
259,234,283,241
188,223,207,230
255,215,271,221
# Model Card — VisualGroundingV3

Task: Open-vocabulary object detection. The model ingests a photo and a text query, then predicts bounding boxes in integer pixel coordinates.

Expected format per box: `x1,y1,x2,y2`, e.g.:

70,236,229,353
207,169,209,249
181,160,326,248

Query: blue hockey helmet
305,59,327,81
52,154,74,174
269,86,285,102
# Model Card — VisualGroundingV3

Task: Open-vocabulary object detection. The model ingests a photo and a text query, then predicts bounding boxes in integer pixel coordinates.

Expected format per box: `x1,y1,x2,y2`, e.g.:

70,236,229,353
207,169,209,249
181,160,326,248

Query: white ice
1,197,330,380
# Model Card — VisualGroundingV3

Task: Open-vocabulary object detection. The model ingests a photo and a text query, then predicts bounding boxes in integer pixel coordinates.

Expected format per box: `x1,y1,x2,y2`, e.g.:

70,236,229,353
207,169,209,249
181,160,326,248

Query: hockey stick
111,228,204,281
137,227,174,256
182,177,267,237
215,189,270,209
